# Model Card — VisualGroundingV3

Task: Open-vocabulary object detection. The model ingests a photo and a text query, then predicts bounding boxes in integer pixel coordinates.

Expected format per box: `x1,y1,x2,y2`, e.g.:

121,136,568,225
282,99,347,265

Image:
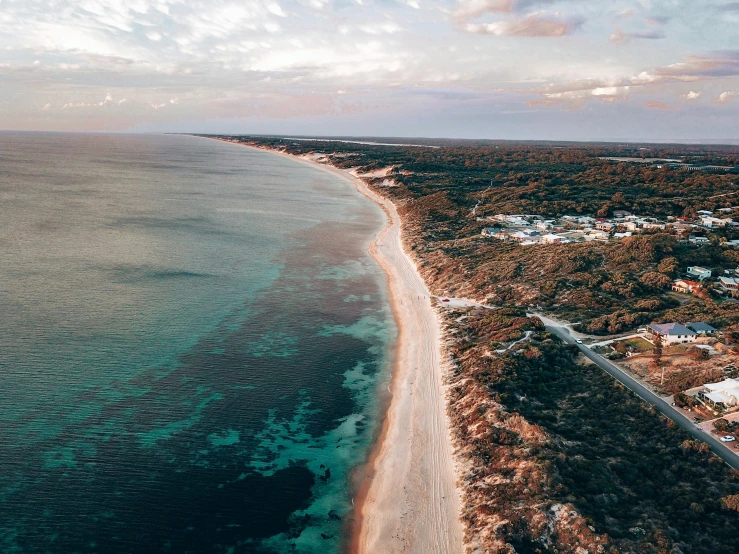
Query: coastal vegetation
220,135,739,553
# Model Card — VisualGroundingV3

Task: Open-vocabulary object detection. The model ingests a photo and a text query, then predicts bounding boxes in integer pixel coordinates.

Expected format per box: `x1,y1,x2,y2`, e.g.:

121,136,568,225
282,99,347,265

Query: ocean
0,133,395,553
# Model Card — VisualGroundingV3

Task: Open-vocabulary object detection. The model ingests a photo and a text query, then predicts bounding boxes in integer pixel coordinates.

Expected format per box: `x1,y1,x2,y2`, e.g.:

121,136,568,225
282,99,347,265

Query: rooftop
648,322,696,336
686,322,716,332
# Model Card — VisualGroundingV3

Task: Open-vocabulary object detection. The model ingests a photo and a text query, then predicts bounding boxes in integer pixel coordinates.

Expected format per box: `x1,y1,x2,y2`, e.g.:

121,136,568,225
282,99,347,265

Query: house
586,230,610,241
647,322,697,345
687,266,712,281
697,378,739,410
686,322,717,335
493,214,530,226
670,222,693,235
718,207,734,214
595,221,615,231
613,210,632,218
672,279,702,294
510,230,540,243
614,232,633,238
642,221,666,230
701,216,727,228
688,236,710,245
697,210,714,216
542,233,565,244
719,276,739,290
534,220,555,230
623,221,640,232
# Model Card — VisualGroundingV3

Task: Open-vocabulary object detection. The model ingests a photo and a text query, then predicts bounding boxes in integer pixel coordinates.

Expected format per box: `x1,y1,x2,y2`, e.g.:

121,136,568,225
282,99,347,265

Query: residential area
481,209,739,246
580,317,739,452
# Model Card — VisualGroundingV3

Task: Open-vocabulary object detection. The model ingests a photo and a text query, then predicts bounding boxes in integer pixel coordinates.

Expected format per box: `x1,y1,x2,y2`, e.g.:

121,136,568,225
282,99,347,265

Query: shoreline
205,138,463,554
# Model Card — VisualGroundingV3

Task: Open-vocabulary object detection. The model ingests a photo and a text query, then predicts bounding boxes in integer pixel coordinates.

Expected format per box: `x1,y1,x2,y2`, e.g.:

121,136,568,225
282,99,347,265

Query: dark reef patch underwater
0,133,395,553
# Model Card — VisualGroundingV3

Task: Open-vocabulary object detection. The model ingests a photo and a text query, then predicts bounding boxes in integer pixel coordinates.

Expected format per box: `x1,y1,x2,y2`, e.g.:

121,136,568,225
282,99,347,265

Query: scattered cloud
452,0,512,22
463,13,582,36
0,0,737,136
646,15,670,25
645,100,669,110
717,91,739,103
609,27,665,43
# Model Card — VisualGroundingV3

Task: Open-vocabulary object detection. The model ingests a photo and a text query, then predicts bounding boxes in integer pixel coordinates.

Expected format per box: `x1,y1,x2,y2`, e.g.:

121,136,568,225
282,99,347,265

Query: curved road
542,321,739,470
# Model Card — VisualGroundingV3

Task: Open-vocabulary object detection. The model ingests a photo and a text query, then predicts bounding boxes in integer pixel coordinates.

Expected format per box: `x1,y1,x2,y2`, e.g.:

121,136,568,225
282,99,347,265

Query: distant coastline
203,136,463,554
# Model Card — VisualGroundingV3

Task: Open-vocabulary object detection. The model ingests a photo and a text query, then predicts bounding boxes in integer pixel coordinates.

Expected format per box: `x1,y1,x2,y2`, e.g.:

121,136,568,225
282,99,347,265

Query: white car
720,435,736,443
575,339,583,344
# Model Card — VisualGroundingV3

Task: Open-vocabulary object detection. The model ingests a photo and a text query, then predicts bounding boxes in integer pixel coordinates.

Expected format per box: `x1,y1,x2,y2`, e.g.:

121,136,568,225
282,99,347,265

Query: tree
640,271,672,290
674,392,697,408
721,495,739,512
611,192,626,204
713,418,731,432
657,256,678,276
654,333,663,367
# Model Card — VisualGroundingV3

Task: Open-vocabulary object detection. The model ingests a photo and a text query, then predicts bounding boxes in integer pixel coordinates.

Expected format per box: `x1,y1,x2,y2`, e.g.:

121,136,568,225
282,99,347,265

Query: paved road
544,323,739,470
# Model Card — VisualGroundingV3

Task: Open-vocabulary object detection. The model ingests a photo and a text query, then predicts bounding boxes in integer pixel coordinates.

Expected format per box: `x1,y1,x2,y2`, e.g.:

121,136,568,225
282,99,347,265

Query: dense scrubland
219,136,739,553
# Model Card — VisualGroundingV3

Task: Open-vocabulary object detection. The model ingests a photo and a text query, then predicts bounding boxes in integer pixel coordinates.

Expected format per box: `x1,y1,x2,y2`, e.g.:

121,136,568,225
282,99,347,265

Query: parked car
442,298,450,302
720,435,736,442
575,339,583,344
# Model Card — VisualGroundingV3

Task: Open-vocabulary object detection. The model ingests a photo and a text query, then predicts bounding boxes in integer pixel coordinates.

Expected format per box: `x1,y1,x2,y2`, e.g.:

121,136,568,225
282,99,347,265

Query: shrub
721,494,739,512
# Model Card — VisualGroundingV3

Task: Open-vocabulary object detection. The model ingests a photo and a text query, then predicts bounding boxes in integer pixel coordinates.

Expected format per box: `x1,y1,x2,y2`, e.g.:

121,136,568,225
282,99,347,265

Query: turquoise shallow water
0,133,395,553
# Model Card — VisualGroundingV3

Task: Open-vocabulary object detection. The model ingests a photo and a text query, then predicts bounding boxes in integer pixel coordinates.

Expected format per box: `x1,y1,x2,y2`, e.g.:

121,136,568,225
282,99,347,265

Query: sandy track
205,139,463,554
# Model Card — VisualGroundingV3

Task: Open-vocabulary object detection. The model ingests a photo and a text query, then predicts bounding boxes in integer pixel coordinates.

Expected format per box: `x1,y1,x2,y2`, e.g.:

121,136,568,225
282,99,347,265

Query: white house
698,378,739,410
672,279,702,294
687,266,712,281
647,322,697,345
719,276,739,290
542,233,564,244
586,230,610,241
642,221,667,230
688,236,710,245
701,216,727,228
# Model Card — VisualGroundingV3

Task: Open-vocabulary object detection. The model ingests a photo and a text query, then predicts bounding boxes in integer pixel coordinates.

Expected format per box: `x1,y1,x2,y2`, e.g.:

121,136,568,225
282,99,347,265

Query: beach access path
207,139,464,554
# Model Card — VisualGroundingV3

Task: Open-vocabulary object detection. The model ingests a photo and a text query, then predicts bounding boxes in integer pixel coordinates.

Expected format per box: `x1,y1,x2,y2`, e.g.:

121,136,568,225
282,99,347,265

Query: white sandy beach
209,138,463,554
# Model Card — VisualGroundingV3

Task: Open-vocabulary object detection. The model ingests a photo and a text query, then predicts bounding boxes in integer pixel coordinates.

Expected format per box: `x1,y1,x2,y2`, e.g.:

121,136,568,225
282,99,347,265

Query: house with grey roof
686,322,717,335
647,322,697,345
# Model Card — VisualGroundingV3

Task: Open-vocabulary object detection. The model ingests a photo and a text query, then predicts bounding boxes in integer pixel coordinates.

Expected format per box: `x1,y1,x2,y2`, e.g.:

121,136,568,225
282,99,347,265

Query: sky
1,0,738,140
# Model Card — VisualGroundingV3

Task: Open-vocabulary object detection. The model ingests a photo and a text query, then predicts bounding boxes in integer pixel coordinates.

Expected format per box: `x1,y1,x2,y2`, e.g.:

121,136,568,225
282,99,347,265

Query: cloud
646,15,670,25
463,13,582,36
645,100,669,110
682,90,702,100
452,0,582,37
717,91,739,103
716,2,739,11
657,50,739,79
452,0,512,21
609,27,665,44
